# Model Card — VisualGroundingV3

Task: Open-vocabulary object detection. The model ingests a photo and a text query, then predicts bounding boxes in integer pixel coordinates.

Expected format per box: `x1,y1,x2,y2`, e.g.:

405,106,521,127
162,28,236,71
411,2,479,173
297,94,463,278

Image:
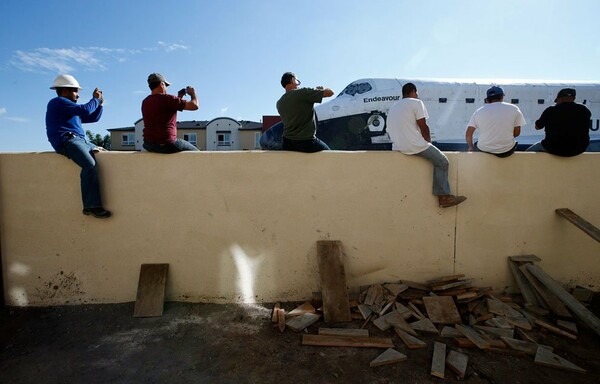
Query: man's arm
183,86,199,111
416,118,431,142
322,88,334,98
513,126,521,137
466,126,476,151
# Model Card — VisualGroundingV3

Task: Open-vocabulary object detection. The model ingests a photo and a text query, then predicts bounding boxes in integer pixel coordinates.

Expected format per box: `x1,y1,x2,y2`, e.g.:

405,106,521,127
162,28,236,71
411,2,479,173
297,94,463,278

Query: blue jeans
57,136,103,209
282,137,330,153
143,139,199,153
414,144,451,196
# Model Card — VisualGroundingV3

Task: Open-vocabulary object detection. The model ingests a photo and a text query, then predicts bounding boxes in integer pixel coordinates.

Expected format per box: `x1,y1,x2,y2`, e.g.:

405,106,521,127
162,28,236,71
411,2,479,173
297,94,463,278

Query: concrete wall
1,151,598,307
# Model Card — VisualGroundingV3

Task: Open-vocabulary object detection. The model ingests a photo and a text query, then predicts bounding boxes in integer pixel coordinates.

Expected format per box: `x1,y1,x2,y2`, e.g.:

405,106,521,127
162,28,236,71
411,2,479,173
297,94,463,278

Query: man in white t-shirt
465,86,525,157
387,83,466,208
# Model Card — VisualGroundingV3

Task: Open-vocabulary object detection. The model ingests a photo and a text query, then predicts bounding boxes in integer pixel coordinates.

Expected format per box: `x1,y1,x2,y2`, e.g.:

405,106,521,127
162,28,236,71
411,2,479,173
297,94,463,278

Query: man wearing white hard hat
45,74,111,218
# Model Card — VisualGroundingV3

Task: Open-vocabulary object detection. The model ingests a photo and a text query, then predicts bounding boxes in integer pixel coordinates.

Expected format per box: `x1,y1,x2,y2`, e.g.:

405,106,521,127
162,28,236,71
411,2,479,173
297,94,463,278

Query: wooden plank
370,348,407,367
455,324,490,349
317,240,352,323
394,328,427,349
446,350,468,379
526,264,600,337
318,328,369,337
277,307,286,333
485,317,513,329
286,312,321,332
441,326,462,338
557,320,578,334
508,254,541,263
133,263,169,317
555,208,600,243
456,287,492,303
271,302,281,323
386,311,417,336
519,264,571,317
428,274,465,285
572,286,594,304
431,279,473,292
473,325,514,339
534,345,586,374
534,319,577,340
401,280,430,291
408,302,426,320
287,301,316,317
302,334,394,348
430,342,446,379
357,304,373,320
364,284,383,306
410,318,439,334
395,303,413,319
373,311,399,331
508,260,541,307
384,283,409,296
500,337,544,355
423,296,461,324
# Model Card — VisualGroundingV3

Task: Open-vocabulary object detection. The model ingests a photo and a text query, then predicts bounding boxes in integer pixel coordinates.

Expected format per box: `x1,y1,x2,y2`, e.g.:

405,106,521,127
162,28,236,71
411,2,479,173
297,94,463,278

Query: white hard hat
50,74,82,90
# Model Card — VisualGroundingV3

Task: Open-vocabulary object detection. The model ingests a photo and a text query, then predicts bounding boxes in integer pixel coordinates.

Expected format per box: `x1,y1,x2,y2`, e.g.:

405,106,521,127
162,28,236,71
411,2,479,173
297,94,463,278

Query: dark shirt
141,94,186,144
276,88,324,140
536,102,591,157
45,97,103,151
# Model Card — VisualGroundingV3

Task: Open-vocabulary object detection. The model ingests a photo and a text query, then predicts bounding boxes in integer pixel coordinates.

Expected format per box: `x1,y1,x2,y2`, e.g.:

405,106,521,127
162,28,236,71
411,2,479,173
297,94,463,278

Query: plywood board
302,334,394,348
370,348,407,367
508,260,541,307
394,328,426,349
423,296,461,324
384,283,409,296
410,318,439,334
508,255,541,263
385,311,416,336
500,337,545,355
456,325,490,349
519,265,571,318
287,301,316,317
446,350,468,379
534,345,586,374
133,263,169,318
286,312,320,332
441,326,462,338
526,264,600,337
555,208,600,243
357,304,373,320
473,325,514,339
317,240,352,323
430,341,446,379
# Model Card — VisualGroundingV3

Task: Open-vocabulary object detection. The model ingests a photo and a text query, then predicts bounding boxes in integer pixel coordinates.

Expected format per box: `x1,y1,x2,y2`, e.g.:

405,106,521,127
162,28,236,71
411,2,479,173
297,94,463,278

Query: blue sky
1,0,599,151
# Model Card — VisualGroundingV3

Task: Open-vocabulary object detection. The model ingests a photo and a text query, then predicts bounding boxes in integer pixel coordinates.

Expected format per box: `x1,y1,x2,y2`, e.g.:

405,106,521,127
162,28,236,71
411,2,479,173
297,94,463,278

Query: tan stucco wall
0,151,598,306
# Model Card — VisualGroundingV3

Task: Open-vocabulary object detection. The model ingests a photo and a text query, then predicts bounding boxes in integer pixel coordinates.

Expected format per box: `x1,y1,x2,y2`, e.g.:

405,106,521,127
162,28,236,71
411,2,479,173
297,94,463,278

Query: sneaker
82,207,112,218
439,195,467,208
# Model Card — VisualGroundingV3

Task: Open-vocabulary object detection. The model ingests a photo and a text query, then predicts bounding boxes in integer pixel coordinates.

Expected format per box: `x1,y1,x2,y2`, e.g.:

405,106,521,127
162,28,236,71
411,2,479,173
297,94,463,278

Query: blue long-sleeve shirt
45,96,103,151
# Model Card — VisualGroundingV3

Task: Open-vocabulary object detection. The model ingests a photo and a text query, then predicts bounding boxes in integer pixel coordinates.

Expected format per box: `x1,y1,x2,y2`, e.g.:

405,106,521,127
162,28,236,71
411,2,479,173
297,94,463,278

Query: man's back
142,94,185,144
387,98,429,154
276,88,323,141
538,102,591,156
469,102,525,153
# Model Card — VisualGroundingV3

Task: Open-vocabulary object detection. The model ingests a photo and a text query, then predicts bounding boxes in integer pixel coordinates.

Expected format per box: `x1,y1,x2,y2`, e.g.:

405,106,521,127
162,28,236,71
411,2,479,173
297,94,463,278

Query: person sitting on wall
465,86,526,158
142,73,199,153
276,72,334,153
526,88,591,156
387,82,467,208
45,74,111,219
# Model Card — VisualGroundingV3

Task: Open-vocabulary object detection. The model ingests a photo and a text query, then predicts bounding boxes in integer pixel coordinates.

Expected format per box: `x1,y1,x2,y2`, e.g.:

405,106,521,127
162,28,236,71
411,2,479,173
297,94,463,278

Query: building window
439,98,447,103
217,132,231,146
465,98,475,103
538,99,545,104
511,99,519,104
122,133,135,146
183,133,197,146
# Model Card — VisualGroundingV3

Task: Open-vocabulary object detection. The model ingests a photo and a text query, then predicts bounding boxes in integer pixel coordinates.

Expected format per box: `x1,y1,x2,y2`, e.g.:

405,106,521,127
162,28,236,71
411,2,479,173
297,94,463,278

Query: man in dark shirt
276,72,334,153
526,88,591,156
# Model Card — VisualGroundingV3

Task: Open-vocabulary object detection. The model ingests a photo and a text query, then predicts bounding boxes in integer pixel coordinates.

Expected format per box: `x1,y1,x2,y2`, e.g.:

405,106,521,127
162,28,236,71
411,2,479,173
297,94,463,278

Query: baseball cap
554,88,576,102
147,73,171,87
486,86,504,98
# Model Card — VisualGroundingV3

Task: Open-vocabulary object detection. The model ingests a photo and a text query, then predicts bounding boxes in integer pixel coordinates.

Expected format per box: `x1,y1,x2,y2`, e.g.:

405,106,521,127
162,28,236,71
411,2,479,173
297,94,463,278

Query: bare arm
513,126,521,137
466,126,476,151
316,86,334,98
416,118,431,142
183,86,199,111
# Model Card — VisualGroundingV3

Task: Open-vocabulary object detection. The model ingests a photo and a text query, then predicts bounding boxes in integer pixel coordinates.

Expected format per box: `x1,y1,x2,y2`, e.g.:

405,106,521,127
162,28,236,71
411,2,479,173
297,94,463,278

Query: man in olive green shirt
276,72,334,152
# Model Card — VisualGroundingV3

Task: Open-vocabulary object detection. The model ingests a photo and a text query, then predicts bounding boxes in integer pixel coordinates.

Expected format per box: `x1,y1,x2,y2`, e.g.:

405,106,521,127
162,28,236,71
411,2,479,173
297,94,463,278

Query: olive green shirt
276,88,324,140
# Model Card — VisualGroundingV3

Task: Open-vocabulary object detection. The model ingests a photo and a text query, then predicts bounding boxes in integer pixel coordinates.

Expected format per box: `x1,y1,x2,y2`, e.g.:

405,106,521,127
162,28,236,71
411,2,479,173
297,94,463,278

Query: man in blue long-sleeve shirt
45,74,111,218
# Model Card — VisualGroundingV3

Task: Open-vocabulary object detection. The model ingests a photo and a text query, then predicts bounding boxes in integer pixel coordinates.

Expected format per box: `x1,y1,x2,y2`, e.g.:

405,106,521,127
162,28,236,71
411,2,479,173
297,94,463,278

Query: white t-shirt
467,102,526,153
387,98,430,154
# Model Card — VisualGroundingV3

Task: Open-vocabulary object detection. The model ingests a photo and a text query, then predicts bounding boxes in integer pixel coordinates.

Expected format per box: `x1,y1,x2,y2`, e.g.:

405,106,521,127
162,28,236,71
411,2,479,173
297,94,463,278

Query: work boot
82,207,112,218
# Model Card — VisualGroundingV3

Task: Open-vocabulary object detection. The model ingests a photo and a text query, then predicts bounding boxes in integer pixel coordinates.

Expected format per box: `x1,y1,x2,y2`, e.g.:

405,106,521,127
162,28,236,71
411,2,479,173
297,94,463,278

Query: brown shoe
439,195,467,208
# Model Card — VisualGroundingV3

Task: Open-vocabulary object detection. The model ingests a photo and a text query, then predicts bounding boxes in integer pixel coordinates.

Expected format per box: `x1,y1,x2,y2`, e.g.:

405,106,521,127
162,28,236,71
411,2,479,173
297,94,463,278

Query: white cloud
5,117,30,123
10,43,189,73
221,107,229,114
0,107,6,116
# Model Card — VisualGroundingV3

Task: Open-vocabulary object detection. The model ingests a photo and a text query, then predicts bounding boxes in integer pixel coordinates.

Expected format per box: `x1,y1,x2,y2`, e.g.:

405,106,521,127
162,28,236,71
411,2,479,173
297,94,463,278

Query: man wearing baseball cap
142,72,199,153
465,86,526,157
526,88,591,156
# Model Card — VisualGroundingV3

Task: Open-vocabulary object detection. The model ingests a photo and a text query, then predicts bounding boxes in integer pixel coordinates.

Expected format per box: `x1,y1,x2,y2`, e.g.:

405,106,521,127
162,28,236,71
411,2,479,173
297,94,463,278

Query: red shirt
141,94,186,144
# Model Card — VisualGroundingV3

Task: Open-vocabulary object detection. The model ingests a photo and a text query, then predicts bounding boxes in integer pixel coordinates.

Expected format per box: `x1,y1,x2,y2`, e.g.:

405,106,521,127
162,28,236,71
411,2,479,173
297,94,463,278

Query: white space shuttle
312,78,600,151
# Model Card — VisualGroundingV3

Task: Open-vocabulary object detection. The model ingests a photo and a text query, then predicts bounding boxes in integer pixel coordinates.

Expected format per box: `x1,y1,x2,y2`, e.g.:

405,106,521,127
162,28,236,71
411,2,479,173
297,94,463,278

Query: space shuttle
262,78,600,151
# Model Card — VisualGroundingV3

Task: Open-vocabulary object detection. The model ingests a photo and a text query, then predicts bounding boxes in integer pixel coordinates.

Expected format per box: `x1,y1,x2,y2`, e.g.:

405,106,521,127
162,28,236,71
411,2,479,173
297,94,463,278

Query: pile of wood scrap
270,256,597,377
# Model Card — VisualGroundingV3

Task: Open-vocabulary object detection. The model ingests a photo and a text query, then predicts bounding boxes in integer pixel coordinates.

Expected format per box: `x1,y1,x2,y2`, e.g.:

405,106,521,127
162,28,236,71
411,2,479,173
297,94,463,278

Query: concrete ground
1,301,599,384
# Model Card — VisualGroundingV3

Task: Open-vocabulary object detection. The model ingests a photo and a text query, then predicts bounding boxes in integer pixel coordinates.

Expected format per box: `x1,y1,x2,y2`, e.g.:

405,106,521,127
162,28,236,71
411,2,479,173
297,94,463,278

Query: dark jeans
143,139,199,153
282,137,330,153
58,136,103,209
475,141,518,158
